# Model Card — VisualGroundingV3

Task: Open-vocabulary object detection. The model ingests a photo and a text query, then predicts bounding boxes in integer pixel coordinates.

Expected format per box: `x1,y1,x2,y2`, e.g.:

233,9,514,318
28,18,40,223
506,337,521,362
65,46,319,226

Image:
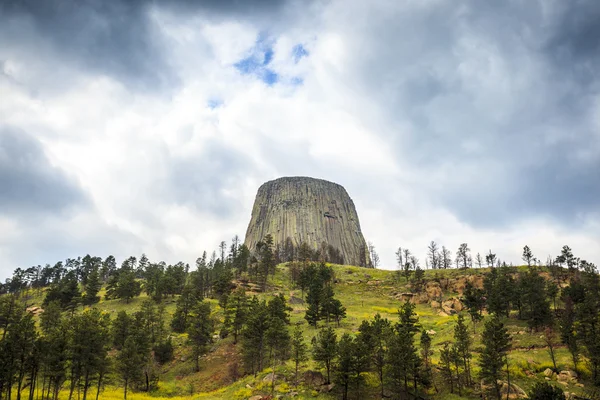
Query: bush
528,382,566,400
153,338,174,364
233,388,252,399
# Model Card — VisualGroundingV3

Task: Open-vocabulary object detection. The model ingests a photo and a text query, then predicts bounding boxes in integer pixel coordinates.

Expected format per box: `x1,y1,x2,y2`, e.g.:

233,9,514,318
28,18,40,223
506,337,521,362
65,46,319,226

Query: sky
1,0,599,278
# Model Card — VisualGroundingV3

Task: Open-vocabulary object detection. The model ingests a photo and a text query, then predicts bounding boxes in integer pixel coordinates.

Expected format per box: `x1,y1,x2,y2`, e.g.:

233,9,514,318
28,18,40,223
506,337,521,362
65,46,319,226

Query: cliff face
244,177,369,267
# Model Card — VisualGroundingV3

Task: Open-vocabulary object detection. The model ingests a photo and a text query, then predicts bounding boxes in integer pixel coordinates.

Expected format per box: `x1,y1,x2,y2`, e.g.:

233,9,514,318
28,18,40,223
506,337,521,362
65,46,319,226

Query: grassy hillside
16,263,597,399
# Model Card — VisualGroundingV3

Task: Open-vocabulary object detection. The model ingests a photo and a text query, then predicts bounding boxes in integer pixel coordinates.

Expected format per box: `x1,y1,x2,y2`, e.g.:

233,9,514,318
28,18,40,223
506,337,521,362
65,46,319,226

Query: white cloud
0,0,599,278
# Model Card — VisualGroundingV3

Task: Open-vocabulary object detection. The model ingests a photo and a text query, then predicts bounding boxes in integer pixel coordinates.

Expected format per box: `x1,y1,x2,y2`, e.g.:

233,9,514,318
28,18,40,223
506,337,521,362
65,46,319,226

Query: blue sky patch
233,34,279,85
207,98,223,109
292,44,309,63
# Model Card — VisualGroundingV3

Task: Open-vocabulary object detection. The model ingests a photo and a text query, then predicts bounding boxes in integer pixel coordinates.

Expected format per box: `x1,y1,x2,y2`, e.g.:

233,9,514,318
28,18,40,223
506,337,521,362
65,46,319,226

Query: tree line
0,238,598,399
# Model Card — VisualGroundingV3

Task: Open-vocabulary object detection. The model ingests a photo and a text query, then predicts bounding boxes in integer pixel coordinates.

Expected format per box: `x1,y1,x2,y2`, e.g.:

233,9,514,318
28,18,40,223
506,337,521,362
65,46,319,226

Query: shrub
233,388,252,399
154,338,174,364
528,382,566,400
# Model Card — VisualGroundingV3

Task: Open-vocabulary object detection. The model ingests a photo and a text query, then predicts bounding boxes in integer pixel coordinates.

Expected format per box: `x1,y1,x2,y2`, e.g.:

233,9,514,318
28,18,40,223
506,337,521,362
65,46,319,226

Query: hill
2,260,599,400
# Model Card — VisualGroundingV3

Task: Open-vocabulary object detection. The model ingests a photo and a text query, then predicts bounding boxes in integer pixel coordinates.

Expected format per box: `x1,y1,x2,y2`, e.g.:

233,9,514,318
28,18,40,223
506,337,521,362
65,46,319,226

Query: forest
0,237,599,400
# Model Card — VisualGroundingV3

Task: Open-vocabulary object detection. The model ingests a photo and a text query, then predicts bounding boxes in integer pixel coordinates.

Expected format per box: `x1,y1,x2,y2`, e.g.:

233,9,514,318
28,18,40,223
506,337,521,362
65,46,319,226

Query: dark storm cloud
164,137,256,216
340,0,600,228
544,0,600,88
0,126,88,214
0,0,301,92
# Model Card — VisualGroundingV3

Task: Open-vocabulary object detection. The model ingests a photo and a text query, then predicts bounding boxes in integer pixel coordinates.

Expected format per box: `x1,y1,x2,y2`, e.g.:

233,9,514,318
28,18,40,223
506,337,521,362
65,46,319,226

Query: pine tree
336,333,355,400
522,245,534,267
117,337,143,400
83,266,101,305
440,343,455,394
241,297,270,374
359,313,391,398
479,316,511,400
386,301,421,397
420,329,432,382
305,277,323,327
170,285,199,333
560,297,579,372
187,301,214,372
454,314,472,385
116,267,141,304
462,281,485,323
312,326,337,384
291,326,308,385
456,243,471,269
224,288,248,344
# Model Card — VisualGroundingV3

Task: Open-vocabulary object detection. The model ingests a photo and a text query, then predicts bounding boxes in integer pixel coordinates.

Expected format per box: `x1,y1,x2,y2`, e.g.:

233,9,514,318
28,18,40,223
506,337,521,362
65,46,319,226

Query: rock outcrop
244,177,369,267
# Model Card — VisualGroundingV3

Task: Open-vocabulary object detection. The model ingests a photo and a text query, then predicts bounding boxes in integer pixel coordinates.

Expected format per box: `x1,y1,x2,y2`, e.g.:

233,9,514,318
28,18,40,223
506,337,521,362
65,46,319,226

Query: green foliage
479,316,512,400
528,382,566,400
186,301,214,372
291,326,308,383
153,338,174,364
312,326,338,384
462,281,484,322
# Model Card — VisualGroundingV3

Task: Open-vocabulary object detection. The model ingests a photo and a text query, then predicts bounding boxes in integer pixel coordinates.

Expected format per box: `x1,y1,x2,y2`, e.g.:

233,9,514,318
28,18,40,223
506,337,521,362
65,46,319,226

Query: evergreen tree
420,329,432,382
224,288,248,344
522,245,534,267
359,313,391,398
305,276,323,327
117,337,143,400
456,243,471,269
479,316,511,400
453,314,472,385
112,311,132,350
462,281,485,323
291,326,308,385
336,333,355,400
241,297,270,374
67,308,111,400
312,326,337,384
186,301,214,372
521,269,552,331
83,266,101,305
115,267,141,303
39,301,69,400
440,343,455,394
560,297,579,372
170,285,199,333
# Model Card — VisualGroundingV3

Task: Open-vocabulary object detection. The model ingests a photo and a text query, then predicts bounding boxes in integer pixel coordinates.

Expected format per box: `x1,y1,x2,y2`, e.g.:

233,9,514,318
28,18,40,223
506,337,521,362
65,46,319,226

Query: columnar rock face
244,176,369,267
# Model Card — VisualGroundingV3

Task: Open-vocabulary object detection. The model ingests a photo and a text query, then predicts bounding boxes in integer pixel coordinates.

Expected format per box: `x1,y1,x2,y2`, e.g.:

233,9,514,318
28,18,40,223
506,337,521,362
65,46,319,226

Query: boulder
500,382,527,398
302,370,325,387
263,372,278,382
321,383,335,393
425,282,442,300
426,330,436,335
543,368,554,377
430,300,441,309
413,292,429,304
249,396,263,400
557,370,578,383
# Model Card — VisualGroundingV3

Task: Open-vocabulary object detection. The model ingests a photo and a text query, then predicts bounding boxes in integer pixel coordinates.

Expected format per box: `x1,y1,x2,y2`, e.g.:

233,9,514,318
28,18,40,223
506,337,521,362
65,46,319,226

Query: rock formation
244,177,369,267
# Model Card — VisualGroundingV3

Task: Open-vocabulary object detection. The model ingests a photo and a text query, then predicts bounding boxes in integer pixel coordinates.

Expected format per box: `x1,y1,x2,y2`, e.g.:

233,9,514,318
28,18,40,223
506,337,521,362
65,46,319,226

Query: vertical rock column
244,176,369,267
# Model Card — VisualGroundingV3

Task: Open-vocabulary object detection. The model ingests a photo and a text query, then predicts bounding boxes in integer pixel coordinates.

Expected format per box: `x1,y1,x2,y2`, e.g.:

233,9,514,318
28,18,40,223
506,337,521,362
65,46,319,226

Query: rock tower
244,176,369,267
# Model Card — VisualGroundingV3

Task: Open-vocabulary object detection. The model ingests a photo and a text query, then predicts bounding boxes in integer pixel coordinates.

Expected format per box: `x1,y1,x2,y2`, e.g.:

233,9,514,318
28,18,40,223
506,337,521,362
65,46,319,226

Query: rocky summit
244,176,370,267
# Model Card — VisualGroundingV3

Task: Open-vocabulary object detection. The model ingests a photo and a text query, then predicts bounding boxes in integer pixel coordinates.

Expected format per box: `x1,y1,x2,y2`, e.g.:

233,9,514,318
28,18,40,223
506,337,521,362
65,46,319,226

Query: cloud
0,0,308,93
0,0,599,278
163,138,257,216
0,126,88,214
